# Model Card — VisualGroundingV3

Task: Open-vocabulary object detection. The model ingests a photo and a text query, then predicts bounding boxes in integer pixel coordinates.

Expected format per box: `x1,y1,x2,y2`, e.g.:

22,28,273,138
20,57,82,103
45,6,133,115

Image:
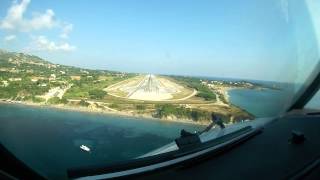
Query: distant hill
0,49,50,64
0,49,132,102
0,49,124,76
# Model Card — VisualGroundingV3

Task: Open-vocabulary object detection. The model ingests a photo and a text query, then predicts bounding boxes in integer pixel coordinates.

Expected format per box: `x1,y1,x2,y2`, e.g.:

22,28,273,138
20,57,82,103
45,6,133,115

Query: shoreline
0,99,209,126
0,85,255,126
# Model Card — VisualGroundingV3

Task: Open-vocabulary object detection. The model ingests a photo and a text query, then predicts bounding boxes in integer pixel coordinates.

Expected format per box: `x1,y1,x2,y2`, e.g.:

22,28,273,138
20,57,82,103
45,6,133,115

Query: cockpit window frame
289,61,320,110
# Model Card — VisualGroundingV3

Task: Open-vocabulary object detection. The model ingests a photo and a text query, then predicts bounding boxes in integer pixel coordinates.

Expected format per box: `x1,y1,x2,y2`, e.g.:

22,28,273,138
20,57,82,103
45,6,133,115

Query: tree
79,99,90,107
88,89,106,99
47,97,61,104
196,92,216,101
60,97,68,104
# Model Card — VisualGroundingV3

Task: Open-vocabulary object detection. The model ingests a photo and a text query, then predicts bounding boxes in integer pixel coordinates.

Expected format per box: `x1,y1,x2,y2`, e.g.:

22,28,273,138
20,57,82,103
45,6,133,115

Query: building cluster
200,79,254,89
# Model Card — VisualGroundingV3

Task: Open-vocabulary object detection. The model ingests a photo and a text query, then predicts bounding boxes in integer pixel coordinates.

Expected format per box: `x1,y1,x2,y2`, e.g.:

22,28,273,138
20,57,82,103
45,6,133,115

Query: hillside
0,50,132,101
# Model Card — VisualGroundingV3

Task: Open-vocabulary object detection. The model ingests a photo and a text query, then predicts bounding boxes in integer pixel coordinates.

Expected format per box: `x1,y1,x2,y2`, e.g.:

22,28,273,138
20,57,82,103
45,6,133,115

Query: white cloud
0,0,73,37
4,34,16,42
28,9,56,31
0,0,57,31
28,35,76,52
0,0,30,30
60,23,73,39
0,0,77,53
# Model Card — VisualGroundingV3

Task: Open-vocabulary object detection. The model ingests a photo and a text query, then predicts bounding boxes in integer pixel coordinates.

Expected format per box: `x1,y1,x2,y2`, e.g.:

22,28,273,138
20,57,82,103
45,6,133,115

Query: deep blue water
0,104,203,179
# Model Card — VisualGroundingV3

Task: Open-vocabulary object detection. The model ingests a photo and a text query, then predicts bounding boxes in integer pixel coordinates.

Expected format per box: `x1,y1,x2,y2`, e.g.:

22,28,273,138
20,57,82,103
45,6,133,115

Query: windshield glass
0,0,319,179
306,90,320,109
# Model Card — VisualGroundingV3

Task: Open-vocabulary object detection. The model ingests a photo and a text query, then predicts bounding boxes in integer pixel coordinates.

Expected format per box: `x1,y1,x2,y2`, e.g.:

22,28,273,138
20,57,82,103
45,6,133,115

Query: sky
0,0,318,82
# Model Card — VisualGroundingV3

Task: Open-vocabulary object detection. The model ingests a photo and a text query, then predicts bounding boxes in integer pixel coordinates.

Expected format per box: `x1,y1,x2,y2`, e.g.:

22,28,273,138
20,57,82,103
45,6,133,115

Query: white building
8,78,22,81
39,83,47,87
49,74,56,81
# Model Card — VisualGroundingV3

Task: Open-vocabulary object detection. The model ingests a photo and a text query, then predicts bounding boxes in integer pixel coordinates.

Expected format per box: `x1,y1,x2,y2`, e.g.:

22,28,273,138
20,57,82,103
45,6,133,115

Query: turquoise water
0,103,203,179
229,88,292,117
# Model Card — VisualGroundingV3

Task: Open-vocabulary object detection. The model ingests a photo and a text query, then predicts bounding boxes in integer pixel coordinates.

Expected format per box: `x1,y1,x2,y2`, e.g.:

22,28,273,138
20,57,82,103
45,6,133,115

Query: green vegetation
0,79,50,99
196,91,216,101
89,89,107,100
64,75,133,100
109,103,119,109
79,100,90,107
0,50,134,103
47,97,60,104
170,76,216,101
30,96,44,103
47,97,68,104
154,104,210,122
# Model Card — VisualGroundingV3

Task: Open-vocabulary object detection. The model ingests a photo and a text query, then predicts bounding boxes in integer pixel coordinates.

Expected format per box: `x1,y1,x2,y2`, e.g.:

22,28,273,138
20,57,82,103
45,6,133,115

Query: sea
0,79,296,179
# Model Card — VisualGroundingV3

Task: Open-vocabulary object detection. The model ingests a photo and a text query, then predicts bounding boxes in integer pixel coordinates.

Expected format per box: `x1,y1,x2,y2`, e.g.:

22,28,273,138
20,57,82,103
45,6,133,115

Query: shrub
88,89,107,100
47,97,61,104
109,103,119,109
79,99,90,107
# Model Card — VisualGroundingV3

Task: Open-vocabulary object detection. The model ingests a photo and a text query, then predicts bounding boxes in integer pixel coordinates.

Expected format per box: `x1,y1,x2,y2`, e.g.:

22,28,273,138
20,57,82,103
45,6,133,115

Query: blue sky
0,0,315,82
